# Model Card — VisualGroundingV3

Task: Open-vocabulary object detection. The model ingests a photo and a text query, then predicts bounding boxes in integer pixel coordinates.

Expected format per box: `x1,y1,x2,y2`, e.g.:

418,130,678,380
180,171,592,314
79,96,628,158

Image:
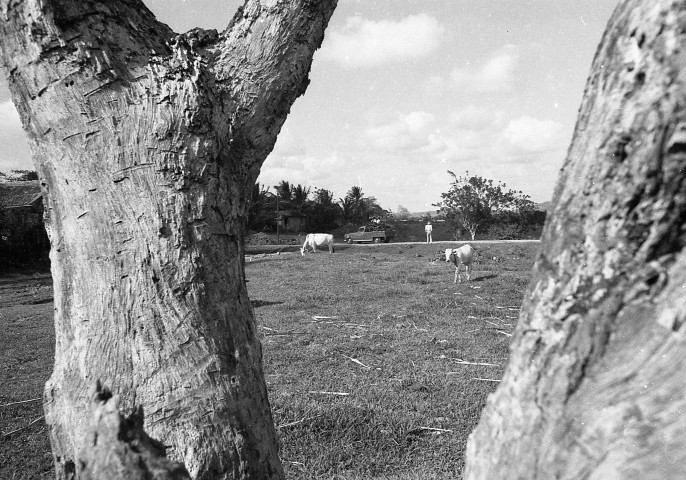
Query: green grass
1,241,539,479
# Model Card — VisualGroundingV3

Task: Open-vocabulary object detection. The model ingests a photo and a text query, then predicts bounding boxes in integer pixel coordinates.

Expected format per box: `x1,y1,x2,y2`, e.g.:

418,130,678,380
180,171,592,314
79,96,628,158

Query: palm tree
274,180,293,203
346,185,364,203
247,183,276,231
291,184,311,211
345,186,366,222
338,196,354,224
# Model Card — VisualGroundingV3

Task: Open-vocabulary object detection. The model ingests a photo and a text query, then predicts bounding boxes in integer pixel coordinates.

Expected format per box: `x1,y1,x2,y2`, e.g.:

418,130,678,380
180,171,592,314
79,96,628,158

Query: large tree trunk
465,0,686,478
0,1,336,478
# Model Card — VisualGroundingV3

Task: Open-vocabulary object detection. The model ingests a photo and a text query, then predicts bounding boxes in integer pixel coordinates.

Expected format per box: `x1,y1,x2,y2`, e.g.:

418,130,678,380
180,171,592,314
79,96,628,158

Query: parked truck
344,224,396,244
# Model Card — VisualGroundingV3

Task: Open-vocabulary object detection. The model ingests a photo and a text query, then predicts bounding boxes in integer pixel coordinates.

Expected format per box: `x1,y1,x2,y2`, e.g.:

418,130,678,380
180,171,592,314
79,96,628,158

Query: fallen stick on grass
0,397,42,408
448,360,499,367
472,377,501,382
312,315,339,320
343,323,368,328
263,332,307,336
411,426,453,434
474,295,484,300
308,391,350,396
440,356,499,366
2,415,44,437
342,354,371,369
277,415,321,430
497,331,513,337
412,322,428,332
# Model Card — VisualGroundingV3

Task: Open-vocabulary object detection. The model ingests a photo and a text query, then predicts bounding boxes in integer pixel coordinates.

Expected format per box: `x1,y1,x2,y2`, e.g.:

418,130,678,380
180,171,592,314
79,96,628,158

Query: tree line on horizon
247,180,391,232
247,173,547,239
1,169,547,240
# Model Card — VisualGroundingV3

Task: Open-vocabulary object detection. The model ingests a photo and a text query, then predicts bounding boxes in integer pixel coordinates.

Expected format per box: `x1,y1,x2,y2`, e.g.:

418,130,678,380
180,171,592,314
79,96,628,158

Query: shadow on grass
251,299,284,308
472,274,498,282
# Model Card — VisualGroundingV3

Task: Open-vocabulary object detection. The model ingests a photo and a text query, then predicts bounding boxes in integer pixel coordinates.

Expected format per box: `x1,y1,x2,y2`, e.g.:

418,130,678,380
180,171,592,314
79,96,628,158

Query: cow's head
444,248,453,262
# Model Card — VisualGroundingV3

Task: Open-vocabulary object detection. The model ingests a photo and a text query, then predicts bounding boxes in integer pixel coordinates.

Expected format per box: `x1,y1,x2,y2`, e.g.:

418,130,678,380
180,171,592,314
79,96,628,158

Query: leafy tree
306,187,341,231
434,171,536,240
363,194,389,220
341,186,389,224
395,205,411,220
313,187,335,205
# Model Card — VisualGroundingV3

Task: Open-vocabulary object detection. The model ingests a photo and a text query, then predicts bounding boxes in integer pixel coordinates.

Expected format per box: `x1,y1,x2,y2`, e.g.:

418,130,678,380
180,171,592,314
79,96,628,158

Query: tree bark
0,1,336,478
465,1,686,478
78,385,191,480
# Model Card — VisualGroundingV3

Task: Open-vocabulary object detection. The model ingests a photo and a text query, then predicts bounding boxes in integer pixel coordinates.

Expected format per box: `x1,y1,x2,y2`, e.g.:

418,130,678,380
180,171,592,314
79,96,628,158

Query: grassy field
1,241,539,479
0,270,54,479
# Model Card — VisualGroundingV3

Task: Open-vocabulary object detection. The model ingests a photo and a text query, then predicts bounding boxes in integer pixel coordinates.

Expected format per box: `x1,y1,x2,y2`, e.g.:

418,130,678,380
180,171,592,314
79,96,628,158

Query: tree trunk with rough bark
0,1,336,478
465,1,686,478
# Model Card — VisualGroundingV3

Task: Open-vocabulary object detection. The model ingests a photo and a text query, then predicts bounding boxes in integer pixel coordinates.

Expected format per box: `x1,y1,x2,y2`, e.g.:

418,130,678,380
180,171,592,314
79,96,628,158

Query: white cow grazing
446,244,473,283
301,233,335,256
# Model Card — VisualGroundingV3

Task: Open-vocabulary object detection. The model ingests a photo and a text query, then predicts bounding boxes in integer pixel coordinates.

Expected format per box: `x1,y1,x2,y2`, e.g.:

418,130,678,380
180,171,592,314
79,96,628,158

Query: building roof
0,181,43,209
279,210,306,218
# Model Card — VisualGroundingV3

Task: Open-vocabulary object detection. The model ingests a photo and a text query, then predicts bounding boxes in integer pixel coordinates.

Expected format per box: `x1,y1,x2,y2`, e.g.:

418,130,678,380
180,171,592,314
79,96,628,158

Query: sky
0,0,619,212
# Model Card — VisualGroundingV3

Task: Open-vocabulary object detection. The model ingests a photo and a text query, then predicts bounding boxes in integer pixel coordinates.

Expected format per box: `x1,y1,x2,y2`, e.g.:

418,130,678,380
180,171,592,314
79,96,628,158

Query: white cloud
359,107,565,165
361,108,568,203
503,116,564,154
364,111,435,152
0,101,21,127
319,14,444,68
270,125,306,157
449,105,506,131
0,101,32,173
422,75,445,95
260,152,343,192
450,46,519,93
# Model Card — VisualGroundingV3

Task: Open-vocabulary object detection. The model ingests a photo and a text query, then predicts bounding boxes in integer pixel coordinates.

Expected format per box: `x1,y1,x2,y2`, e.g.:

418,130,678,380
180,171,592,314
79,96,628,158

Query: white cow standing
300,233,335,256
445,244,473,283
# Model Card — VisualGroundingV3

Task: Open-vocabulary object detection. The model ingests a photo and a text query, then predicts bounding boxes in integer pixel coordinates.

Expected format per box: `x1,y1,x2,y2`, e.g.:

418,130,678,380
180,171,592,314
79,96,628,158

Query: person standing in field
425,221,433,243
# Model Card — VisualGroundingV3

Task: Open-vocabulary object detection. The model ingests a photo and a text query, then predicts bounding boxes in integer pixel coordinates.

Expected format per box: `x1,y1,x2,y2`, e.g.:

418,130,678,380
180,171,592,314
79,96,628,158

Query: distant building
277,210,306,233
0,181,49,263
